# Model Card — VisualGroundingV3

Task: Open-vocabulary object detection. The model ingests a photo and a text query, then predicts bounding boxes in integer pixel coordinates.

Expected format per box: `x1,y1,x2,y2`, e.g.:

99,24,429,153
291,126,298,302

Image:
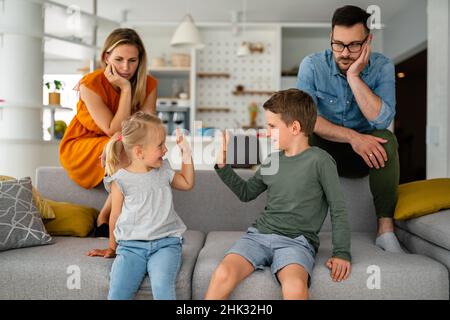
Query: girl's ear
133,145,143,160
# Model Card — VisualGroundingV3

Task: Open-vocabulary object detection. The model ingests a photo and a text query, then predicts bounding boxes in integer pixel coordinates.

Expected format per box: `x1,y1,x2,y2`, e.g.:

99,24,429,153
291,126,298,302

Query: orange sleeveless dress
59,69,157,189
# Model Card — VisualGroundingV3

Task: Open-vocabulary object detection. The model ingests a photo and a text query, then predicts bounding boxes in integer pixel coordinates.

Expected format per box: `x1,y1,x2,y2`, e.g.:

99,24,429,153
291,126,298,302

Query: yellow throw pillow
44,200,99,237
0,175,14,182
32,188,56,220
395,178,450,220
0,175,55,219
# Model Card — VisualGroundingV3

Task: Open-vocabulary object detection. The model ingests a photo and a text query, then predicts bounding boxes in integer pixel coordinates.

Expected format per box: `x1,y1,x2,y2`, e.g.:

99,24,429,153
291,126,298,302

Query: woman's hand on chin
104,64,131,91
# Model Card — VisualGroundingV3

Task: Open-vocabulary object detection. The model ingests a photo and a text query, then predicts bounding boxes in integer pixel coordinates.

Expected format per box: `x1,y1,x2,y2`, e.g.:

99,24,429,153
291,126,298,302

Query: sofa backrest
36,167,377,234
36,167,108,211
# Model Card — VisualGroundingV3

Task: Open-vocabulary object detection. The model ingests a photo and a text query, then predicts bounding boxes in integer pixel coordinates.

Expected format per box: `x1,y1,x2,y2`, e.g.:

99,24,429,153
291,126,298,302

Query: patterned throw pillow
0,175,55,219
0,177,52,251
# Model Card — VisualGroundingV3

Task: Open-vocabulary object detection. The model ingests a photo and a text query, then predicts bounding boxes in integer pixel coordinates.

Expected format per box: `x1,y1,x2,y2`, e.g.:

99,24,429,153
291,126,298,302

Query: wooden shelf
242,125,264,130
197,72,230,78
43,1,119,60
44,34,99,50
0,103,72,111
232,90,275,96
281,70,298,77
149,67,190,74
45,1,118,25
197,107,231,113
157,106,189,113
43,104,73,111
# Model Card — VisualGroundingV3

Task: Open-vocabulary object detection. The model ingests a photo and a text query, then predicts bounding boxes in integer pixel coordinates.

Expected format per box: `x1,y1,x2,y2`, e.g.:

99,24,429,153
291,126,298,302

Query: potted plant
45,80,65,105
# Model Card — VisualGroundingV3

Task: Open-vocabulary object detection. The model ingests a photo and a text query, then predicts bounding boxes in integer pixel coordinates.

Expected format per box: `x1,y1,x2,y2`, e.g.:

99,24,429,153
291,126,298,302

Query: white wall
282,28,330,73
427,0,450,178
383,0,427,63
280,26,384,90
133,26,191,68
195,26,280,129
0,141,61,182
44,59,88,74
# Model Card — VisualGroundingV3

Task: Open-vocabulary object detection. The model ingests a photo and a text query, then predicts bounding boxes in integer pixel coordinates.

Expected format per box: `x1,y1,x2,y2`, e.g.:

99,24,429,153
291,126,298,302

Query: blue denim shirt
297,49,396,133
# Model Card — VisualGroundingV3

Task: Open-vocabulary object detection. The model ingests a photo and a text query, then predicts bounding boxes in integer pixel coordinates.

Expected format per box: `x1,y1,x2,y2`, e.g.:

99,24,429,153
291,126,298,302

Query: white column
427,0,450,178
0,0,44,139
0,0,51,179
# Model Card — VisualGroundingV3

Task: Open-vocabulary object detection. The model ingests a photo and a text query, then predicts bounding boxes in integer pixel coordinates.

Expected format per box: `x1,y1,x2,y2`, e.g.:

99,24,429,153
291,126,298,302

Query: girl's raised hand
216,130,230,168
176,128,192,156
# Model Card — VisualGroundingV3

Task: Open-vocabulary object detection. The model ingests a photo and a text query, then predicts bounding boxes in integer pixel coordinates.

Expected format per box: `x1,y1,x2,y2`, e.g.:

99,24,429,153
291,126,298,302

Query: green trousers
310,130,400,219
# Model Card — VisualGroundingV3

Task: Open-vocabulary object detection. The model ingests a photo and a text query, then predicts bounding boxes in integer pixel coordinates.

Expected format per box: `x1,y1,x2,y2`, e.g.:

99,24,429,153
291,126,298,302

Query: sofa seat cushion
395,227,450,272
192,231,448,300
395,209,450,251
0,230,204,300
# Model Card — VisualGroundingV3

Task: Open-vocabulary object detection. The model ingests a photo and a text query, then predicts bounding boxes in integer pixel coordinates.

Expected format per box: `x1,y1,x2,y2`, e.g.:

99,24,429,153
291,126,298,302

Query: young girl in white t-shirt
87,111,194,300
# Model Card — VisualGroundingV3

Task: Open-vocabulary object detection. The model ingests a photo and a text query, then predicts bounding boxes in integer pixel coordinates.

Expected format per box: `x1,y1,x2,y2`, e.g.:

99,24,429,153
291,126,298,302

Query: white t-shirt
104,160,186,241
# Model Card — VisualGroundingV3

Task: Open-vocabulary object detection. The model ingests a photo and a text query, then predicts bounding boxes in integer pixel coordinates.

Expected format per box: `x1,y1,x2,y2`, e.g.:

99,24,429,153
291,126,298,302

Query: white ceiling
45,0,423,61
52,0,419,24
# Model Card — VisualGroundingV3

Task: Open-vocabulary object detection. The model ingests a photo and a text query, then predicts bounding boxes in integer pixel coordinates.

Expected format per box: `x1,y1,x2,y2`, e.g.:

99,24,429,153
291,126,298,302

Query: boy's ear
291,120,302,135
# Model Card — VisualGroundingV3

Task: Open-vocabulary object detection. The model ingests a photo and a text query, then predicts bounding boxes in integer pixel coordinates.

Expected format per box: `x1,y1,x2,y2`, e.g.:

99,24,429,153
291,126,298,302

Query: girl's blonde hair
100,28,148,114
104,111,165,176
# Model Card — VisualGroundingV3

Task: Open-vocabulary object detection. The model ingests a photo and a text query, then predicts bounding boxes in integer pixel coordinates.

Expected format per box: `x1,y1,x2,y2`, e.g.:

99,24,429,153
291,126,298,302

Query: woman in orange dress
60,28,157,234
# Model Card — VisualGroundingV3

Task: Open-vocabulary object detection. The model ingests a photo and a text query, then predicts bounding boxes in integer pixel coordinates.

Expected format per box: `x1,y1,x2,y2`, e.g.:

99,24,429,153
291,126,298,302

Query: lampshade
170,14,204,49
237,41,250,57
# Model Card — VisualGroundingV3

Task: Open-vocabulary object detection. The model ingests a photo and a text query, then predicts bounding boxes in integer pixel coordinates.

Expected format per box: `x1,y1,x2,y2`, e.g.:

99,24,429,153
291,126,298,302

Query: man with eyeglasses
297,5,404,253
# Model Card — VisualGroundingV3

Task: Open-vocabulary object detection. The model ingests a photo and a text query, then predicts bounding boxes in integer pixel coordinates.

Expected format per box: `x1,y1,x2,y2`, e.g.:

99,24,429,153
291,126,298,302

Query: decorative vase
48,92,60,105
248,102,258,128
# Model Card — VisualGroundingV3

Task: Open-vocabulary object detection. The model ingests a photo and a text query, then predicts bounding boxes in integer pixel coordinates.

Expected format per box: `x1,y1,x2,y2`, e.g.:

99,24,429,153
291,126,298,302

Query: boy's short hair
263,88,317,136
332,5,371,34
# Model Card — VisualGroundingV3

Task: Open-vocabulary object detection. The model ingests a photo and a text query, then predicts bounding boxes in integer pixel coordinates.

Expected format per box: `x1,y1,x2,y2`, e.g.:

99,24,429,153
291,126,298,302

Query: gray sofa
0,167,448,300
395,208,450,296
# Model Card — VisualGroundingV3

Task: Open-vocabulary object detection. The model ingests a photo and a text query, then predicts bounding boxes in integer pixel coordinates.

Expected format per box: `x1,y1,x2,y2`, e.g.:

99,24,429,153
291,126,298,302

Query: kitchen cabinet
150,64,195,136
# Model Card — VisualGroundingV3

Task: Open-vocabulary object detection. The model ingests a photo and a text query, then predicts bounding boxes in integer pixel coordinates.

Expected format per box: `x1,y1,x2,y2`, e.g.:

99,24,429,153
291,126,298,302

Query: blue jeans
108,237,182,300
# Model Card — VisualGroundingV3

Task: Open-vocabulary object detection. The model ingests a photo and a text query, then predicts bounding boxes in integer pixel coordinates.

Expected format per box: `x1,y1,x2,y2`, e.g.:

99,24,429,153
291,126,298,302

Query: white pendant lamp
170,14,204,49
236,0,249,57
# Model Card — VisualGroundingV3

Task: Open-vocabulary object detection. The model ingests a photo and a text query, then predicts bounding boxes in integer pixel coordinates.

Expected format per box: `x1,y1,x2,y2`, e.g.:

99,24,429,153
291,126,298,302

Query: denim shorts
226,227,316,286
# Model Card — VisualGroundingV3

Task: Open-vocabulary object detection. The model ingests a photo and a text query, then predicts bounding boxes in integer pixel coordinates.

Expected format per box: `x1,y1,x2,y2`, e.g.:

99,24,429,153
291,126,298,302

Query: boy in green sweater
205,89,351,300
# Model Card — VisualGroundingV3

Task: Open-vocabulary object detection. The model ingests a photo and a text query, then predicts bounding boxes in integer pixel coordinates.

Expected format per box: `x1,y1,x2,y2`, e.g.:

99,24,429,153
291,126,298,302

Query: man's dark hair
263,89,317,137
332,5,371,34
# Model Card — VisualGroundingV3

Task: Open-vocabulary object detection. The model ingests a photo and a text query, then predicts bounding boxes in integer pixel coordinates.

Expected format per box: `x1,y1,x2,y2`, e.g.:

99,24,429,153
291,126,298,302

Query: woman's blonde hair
100,28,148,114
104,111,165,176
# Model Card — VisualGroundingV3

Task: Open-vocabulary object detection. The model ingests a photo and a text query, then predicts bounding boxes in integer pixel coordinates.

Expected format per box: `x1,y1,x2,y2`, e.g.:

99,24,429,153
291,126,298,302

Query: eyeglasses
331,36,369,53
